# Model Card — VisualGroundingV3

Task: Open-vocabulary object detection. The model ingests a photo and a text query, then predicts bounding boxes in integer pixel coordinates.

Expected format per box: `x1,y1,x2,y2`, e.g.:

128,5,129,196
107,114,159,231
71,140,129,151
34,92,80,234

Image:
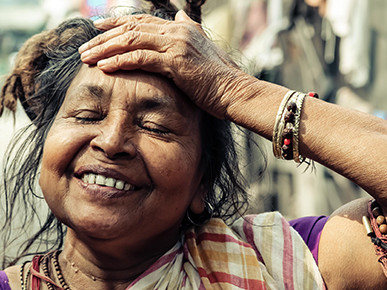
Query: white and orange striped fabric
127,212,324,289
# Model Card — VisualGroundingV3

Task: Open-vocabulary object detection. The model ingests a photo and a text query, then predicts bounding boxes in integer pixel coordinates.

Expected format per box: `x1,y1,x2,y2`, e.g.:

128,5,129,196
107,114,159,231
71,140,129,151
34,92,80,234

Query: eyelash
74,116,104,124
140,124,170,136
74,114,170,136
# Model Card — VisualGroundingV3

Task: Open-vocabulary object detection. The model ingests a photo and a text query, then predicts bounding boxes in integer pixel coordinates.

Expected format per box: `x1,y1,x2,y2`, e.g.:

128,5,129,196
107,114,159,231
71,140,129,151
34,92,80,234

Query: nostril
90,130,137,159
92,145,106,154
114,152,131,158
91,143,137,160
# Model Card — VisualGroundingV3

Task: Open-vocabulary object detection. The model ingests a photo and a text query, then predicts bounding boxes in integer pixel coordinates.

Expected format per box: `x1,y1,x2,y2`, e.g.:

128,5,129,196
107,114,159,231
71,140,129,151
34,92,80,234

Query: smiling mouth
81,173,138,191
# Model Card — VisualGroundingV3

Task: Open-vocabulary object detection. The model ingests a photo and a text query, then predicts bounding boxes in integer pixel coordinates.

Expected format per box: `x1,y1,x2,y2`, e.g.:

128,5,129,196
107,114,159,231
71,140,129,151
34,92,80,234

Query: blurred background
1,0,387,220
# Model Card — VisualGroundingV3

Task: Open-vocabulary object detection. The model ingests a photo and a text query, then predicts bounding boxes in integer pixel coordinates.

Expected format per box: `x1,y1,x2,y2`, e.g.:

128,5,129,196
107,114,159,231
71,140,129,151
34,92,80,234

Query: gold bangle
272,90,296,158
292,93,306,163
274,90,318,162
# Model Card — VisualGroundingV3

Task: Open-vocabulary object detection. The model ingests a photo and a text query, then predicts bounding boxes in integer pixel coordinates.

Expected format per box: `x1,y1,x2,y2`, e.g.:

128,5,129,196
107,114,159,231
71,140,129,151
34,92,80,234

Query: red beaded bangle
275,91,320,162
364,200,387,278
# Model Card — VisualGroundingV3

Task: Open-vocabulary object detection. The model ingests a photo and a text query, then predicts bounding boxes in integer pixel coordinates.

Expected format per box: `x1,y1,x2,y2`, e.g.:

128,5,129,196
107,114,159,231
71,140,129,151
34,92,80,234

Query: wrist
223,72,288,139
221,70,258,119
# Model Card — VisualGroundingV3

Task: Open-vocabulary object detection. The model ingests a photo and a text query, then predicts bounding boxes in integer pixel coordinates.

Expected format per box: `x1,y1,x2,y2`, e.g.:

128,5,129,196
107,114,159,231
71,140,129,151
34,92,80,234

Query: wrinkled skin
5,9,387,290
78,10,387,289
38,66,206,288
80,11,247,119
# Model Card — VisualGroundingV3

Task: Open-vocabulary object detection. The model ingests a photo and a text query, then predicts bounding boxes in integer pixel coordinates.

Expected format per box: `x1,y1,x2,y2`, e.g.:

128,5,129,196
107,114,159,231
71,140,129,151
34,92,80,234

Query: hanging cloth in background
325,0,370,88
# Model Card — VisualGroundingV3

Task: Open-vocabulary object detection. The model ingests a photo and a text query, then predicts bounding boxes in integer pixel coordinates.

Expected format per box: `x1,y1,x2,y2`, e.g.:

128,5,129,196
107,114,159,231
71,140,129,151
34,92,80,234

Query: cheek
139,136,202,189
40,124,92,195
42,124,91,172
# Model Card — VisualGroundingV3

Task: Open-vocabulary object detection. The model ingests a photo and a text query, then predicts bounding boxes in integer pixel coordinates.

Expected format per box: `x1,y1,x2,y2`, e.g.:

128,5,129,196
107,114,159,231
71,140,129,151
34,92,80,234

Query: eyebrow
72,84,182,113
74,84,107,99
136,97,174,111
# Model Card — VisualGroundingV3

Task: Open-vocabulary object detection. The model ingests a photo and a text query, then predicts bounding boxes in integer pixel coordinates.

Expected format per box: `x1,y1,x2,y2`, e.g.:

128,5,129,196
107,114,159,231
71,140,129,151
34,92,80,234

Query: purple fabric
289,216,329,264
0,271,11,290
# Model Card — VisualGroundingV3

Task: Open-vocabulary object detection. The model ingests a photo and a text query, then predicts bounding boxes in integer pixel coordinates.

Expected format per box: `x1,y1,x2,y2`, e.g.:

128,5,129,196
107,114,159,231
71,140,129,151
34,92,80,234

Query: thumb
175,10,193,22
175,9,206,36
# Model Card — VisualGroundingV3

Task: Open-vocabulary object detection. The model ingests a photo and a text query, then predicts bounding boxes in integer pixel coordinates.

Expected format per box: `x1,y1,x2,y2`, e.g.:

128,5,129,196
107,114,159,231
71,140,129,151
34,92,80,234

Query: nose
90,116,137,160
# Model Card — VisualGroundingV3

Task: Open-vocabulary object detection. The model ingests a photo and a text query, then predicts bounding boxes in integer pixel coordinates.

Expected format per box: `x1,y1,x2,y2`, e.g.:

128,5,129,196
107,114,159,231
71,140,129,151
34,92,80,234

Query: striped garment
127,212,324,289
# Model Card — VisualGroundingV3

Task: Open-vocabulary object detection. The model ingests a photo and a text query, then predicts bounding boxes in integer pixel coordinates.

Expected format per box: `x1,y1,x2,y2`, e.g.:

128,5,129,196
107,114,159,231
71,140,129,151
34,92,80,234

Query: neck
59,228,180,289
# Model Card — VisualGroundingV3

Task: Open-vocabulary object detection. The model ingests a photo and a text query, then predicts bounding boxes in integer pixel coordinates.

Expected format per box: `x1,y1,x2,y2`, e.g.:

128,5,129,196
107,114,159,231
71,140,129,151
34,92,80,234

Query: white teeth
82,174,89,183
95,174,106,185
81,173,135,191
115,180,124,190
105,177,115,187
89,174,96,184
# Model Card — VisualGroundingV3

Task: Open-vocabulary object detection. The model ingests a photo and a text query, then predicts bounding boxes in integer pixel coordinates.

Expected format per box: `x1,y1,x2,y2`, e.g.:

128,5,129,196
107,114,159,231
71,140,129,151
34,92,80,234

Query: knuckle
109,17,121,26
123,31,135,45
133,14,151,21
134,50,146,65
93,34,107,45
123,22,135,31
158,24,169,35
90,45,106,57
111,54,122,67
131,22,146,32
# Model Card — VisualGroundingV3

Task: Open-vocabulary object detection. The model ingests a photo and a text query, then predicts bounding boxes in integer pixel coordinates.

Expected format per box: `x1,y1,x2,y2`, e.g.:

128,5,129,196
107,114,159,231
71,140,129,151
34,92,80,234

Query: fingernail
80,50,90,60
98,59,107,67
79,43,88,53
93,19,104,26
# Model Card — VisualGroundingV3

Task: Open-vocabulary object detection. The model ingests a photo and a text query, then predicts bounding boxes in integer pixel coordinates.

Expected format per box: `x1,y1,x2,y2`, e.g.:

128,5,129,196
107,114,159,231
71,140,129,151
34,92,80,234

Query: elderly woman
1,0,386,289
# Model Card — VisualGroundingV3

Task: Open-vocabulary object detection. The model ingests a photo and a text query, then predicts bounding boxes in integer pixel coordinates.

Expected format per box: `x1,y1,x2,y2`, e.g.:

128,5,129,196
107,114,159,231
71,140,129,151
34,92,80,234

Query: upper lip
74,165,148,188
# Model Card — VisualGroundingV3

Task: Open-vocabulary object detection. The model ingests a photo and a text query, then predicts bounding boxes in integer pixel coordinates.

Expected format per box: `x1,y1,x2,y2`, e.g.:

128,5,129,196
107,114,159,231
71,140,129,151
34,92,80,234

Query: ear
189,183,207,215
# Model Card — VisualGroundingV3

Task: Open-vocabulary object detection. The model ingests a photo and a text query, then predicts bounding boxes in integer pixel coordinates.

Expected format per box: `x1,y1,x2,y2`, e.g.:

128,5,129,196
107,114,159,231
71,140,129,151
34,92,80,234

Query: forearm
78,13,387,205
224,71,387,205
300,98,387,204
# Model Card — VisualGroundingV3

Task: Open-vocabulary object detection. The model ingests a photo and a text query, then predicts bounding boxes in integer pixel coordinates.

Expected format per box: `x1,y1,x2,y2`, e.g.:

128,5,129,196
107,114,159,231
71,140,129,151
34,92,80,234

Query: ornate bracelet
273,90,319,163
291,93,306,162
363,199,387,277
272,90,296,159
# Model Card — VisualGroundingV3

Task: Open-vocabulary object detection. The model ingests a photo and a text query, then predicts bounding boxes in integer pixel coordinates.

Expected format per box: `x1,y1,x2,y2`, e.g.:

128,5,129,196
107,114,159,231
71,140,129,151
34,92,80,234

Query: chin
58,207,133,241
72,220,130,241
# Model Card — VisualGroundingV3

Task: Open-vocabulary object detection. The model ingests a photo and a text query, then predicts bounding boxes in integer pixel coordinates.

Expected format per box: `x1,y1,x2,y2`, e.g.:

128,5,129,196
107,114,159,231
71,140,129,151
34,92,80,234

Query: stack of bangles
272,90,319,163
362,200,387,277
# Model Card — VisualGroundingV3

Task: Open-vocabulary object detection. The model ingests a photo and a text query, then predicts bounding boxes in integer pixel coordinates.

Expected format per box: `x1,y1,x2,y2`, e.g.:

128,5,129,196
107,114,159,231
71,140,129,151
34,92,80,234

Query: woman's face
40,65,204,248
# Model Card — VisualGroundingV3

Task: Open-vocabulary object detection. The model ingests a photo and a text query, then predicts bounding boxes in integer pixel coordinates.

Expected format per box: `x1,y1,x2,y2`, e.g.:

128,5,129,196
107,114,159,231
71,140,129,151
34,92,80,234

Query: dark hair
1,0,248,267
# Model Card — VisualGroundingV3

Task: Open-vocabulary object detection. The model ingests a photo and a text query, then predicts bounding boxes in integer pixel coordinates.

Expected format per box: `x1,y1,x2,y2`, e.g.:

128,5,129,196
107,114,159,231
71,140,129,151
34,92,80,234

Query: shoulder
231,212,324,289
3,265,22,289
233,211,286,229
319,197,387,289
231,211,304,244
231,212,291,246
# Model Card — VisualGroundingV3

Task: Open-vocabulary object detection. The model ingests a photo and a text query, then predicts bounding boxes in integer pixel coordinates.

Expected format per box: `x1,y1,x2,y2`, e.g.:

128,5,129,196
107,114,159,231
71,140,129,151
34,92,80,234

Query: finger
79,23,135,53
96,50,170,76
175,10,206,37
175,10,193,22
93,14,169,31
81,31,169,64
79,22,164,53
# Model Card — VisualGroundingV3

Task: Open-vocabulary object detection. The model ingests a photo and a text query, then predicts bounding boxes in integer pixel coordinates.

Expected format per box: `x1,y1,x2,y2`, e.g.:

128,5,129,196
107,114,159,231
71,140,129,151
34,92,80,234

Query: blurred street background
1,0,387,219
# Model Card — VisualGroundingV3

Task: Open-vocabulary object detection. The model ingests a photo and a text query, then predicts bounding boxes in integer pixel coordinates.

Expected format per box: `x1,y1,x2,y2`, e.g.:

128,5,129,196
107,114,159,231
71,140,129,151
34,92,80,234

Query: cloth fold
127,212,324,289
0,212,324,289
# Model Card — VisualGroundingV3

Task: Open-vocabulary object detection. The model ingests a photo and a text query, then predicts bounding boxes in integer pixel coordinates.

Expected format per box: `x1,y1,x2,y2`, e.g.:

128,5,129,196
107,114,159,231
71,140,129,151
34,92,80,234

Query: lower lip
77,178,136,199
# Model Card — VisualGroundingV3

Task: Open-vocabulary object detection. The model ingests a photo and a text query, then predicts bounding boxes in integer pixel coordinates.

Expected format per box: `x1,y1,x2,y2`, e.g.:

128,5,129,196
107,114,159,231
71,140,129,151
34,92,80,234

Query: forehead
65,65,196,114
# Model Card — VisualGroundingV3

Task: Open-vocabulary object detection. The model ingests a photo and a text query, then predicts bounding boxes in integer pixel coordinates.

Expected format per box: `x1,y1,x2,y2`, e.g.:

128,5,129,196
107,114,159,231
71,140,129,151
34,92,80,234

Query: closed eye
75,117,103,124
140,122,170,136
74,110,104,124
